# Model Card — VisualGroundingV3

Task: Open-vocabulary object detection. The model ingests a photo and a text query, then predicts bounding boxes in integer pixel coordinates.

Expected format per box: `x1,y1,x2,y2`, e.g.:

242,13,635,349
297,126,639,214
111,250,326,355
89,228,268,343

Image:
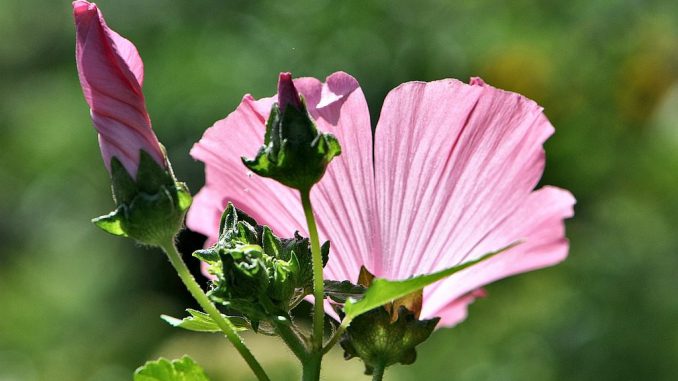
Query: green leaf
342,242,520,325
161,309,249,333
134,356,211,381
91,208,127,237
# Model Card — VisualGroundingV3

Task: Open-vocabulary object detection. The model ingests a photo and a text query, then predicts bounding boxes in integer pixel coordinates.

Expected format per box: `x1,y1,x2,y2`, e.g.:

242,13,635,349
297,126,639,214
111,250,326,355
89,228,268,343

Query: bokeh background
1,0,677,380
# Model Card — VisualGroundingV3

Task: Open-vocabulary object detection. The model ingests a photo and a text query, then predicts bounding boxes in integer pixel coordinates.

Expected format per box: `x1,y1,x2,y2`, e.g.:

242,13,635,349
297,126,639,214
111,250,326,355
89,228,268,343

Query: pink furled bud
73,0,165,178
277,72,302,113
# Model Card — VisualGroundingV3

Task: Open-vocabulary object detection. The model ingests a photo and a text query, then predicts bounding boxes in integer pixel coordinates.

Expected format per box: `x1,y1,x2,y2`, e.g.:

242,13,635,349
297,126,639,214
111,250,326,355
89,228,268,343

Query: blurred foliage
1,0,677,380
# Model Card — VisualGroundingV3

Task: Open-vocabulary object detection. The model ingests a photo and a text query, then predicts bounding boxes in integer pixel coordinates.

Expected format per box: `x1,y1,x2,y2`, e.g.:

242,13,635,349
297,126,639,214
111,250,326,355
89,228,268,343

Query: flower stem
302,352,322,381
273,319,308,361
300,190,325,377
371,364,386,381
322,326,345,354
160,240,270,381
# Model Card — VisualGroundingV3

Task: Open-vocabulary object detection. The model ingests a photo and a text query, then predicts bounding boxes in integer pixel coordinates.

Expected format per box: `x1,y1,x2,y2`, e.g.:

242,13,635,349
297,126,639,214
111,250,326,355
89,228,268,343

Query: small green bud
340,306,439,375
242,73,341,191
92,150,191,246
339,267,439,375
222,244,271,299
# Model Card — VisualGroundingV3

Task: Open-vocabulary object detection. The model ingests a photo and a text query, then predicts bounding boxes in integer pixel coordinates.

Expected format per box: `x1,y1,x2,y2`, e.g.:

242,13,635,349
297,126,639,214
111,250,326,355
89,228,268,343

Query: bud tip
277,72,302,113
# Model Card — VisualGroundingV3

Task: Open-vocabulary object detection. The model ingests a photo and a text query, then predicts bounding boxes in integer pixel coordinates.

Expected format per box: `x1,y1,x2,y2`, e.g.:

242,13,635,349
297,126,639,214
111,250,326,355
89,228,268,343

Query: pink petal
373,78,573,326
424,186,575,326
73,0,163,177
302,72,379,282
433,288,487,327
374,78,556,279
187,72,378,283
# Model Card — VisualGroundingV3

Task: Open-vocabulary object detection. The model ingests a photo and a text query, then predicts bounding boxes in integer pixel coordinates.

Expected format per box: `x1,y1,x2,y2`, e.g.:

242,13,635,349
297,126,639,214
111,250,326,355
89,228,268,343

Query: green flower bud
339,267,439,375
194,203,330,323
340,306,439,375
242,73,341,191
92,150,192,246
222,244,270,300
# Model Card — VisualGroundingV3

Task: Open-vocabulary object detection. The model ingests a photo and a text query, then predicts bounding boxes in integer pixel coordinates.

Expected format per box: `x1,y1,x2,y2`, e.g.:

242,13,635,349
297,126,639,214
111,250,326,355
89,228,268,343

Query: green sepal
221,243,270,300
92,207,127,237
135,149,175,194
110,157,139,205
176,185,192,211
320,240,330,267
134,356,211,381
161,309,249,333
192,247,220,264
261,226,283,258
93,150,192,246
340,306,439,375
242,100,342,191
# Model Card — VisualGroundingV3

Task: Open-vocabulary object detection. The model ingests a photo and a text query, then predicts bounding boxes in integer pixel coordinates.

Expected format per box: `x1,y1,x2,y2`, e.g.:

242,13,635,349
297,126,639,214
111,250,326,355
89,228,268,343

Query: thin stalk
371,364,385,381
273,319,308,361
300,190,325,378
322,326,346,354
160,241,270,381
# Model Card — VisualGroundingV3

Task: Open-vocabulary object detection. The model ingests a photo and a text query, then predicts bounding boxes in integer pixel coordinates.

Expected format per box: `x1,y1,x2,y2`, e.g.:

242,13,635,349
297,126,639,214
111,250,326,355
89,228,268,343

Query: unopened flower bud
74,1,191,245
340,267,439,374
277,72,303,114
242,72,342,191
194,204,329,323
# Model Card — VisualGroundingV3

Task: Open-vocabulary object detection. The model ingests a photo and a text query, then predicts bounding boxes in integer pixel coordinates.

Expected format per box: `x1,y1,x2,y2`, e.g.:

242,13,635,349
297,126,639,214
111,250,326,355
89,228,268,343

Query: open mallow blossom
187,72,575,328
74,0,165,178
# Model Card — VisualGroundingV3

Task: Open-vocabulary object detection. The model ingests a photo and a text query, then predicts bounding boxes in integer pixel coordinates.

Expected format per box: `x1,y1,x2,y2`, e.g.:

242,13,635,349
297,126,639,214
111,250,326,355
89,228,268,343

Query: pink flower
187,72,575,327
73,0,165,178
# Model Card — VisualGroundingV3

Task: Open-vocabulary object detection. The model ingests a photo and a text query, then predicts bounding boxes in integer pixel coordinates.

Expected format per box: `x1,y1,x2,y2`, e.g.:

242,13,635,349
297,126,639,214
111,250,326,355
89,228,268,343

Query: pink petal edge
425,186,575,327
73,0,164,177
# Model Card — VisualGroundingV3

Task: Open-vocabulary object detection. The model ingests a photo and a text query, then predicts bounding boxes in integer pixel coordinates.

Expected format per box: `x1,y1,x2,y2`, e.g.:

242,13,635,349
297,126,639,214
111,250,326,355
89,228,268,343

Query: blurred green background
1,0,677,380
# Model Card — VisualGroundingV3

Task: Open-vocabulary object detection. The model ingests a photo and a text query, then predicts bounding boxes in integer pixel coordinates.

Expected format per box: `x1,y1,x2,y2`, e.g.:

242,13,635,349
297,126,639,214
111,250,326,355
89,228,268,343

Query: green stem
160,241,270,381
322,326,345,355
300,190,325,377
273,319,308,361
371,364,385,381
301,352,322,381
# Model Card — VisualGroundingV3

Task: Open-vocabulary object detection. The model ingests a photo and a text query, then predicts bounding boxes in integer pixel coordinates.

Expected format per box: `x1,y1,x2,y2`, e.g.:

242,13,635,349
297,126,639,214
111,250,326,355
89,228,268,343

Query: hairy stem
322,326,346,354
372,364,386,381
273,319,308,361
160,241,270,381
300,190,325,378
301,352,322,381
